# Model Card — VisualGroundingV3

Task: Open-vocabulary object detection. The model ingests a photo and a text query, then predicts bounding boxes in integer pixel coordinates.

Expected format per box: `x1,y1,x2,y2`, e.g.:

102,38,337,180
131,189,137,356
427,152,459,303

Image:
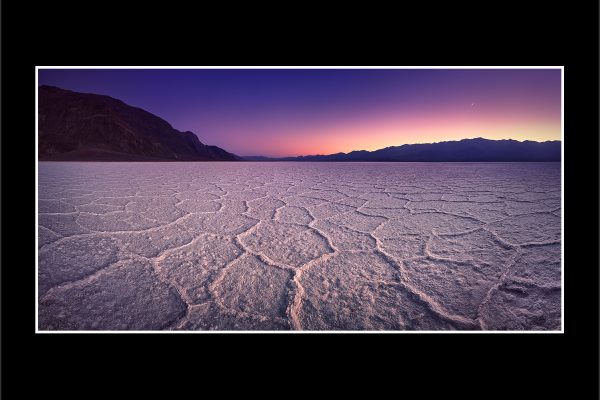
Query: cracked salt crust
38,162,561,331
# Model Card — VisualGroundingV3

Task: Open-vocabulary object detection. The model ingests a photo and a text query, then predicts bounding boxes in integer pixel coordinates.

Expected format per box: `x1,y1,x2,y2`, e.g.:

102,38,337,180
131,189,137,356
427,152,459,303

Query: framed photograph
35,67,563,333
1,2,598,396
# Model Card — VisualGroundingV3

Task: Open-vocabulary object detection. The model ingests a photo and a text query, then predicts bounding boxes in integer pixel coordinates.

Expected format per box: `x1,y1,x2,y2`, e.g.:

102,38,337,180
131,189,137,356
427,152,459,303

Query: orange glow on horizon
247,112,560,157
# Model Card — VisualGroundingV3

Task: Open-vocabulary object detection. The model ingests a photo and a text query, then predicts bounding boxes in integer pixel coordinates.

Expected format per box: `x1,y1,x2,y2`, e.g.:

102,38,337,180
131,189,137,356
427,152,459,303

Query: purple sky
38,68,561,157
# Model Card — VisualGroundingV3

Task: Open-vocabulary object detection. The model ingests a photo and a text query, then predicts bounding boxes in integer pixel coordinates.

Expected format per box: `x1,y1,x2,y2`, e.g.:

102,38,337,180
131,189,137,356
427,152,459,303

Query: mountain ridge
38,85,241,161
243,137,561,162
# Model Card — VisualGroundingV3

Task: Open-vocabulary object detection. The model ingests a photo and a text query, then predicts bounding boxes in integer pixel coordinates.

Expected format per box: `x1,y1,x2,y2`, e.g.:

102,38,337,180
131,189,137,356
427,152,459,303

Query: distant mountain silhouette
38,85,241,161
243,156,274,161
244,138,561,162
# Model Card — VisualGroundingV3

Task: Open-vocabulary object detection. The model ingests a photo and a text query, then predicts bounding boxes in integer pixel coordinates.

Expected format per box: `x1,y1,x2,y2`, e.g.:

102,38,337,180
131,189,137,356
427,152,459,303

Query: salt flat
38,162,561,331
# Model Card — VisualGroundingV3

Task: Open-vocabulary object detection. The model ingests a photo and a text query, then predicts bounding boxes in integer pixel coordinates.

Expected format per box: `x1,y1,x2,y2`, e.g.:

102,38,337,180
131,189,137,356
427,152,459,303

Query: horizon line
243,136,562,158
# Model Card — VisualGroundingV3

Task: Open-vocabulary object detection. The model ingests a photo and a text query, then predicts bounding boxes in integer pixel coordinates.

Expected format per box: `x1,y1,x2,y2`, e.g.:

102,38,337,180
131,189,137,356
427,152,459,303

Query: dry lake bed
37,162,561,331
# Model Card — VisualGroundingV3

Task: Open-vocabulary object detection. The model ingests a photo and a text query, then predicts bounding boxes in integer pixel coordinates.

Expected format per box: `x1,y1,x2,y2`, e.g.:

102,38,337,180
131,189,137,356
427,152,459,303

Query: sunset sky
38,68,561,157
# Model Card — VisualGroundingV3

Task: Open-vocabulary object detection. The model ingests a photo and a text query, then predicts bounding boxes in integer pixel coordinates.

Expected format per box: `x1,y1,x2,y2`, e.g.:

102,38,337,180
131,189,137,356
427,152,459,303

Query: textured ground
38,162,561,331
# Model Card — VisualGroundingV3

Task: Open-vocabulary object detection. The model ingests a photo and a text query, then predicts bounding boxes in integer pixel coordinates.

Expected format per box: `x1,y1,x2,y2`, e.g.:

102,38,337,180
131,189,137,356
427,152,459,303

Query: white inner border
35,66,565,334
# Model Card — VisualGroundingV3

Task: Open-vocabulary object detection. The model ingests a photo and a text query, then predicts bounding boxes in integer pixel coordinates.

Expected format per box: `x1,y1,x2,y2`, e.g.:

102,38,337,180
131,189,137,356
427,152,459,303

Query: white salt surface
38,162,561,331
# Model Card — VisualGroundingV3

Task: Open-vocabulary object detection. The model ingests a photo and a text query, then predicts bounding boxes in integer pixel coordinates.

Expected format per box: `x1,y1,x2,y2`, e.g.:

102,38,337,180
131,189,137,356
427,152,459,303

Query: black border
2,1,598,395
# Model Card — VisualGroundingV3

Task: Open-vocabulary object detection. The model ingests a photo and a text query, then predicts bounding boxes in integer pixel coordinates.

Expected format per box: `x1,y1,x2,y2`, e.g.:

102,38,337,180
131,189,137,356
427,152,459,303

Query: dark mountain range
244,138,561,162
38,85,241,161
